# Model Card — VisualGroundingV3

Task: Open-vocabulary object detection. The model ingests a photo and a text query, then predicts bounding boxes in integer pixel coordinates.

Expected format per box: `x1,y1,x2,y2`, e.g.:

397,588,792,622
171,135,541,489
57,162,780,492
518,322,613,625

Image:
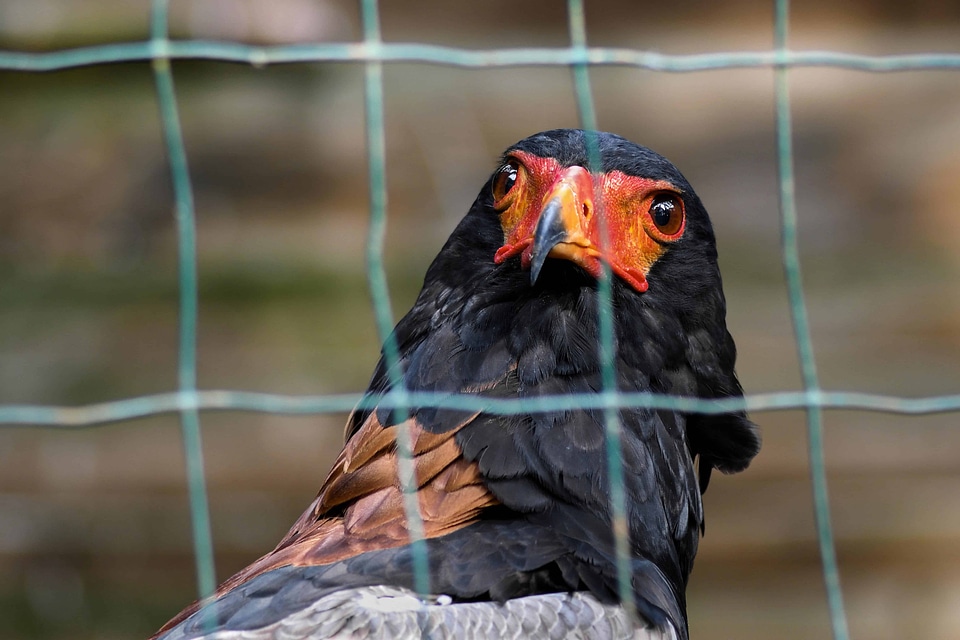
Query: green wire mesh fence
3,1,960,638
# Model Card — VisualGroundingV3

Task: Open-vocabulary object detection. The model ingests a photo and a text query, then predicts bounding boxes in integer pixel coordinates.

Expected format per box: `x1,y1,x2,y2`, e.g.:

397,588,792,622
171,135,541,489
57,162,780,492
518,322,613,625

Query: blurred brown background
2,1,960,638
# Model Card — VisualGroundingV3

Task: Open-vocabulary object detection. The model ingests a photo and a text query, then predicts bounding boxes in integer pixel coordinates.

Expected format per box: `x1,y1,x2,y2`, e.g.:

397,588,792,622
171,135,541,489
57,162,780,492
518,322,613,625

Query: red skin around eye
494,151,684,293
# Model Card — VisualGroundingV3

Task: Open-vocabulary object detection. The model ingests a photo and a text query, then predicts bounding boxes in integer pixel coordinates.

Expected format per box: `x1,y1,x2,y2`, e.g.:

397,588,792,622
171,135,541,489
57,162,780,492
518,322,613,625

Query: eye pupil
649,194,684,235
653,200,673,226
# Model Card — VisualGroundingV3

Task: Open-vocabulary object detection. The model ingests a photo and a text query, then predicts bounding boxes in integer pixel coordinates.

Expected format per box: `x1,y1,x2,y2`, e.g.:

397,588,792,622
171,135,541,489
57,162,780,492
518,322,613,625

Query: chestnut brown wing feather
238,408,496,577
152,409,498,637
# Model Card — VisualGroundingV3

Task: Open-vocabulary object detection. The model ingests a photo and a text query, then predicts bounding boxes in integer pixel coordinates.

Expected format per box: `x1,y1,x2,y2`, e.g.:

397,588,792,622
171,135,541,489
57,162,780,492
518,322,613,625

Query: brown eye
492,160,519,203
649,193,684,236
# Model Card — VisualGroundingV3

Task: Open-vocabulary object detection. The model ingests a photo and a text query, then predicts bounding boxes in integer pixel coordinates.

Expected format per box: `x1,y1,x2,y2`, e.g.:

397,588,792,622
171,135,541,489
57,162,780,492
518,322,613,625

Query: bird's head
492,137,687,294
430,129,722,305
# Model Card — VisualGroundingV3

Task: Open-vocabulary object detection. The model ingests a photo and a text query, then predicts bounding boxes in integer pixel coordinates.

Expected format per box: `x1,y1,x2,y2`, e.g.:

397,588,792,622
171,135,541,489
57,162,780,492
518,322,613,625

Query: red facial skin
492,150,686,293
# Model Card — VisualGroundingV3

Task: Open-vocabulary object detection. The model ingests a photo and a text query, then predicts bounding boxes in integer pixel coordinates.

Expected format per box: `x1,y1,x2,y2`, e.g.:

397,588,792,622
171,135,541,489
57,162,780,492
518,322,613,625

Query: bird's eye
648,193,684,236
492,160,520,203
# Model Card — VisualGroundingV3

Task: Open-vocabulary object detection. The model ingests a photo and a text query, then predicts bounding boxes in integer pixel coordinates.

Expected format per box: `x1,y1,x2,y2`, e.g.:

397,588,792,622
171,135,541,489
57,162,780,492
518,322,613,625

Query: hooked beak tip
529,251,547,285
529,197,568,285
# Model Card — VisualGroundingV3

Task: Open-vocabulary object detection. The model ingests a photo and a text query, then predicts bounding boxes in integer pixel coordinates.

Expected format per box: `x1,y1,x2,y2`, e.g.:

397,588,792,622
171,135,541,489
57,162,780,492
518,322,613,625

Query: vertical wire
359,0,430,599
567,0,636,623
150,0,217,626
773,2,850,639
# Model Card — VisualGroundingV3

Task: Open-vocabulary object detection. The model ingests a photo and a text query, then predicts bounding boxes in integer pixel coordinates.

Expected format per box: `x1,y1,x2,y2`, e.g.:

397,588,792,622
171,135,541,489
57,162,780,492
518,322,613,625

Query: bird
152,129,761,640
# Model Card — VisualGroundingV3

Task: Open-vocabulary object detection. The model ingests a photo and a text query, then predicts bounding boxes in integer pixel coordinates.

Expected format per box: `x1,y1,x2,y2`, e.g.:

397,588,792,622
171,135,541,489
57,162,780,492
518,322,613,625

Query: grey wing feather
165,587,678,640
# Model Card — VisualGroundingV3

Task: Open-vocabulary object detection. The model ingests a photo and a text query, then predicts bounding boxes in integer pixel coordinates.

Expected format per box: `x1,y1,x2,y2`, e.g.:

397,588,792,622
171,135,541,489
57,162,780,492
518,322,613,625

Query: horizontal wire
2,389,960,428
1,41,960,72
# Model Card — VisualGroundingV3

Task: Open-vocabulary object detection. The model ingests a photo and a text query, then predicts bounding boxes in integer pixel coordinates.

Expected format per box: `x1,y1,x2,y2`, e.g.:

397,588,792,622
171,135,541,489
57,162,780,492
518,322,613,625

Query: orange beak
528,165,602,285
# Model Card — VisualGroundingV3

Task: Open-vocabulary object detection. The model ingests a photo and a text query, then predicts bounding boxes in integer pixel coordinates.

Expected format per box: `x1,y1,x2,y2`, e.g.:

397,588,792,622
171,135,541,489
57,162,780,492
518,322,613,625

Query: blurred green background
2,1,960,638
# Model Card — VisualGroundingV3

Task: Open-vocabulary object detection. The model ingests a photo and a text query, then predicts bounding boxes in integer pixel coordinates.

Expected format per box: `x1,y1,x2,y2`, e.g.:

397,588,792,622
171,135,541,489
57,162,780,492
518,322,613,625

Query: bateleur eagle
153,129,761,640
